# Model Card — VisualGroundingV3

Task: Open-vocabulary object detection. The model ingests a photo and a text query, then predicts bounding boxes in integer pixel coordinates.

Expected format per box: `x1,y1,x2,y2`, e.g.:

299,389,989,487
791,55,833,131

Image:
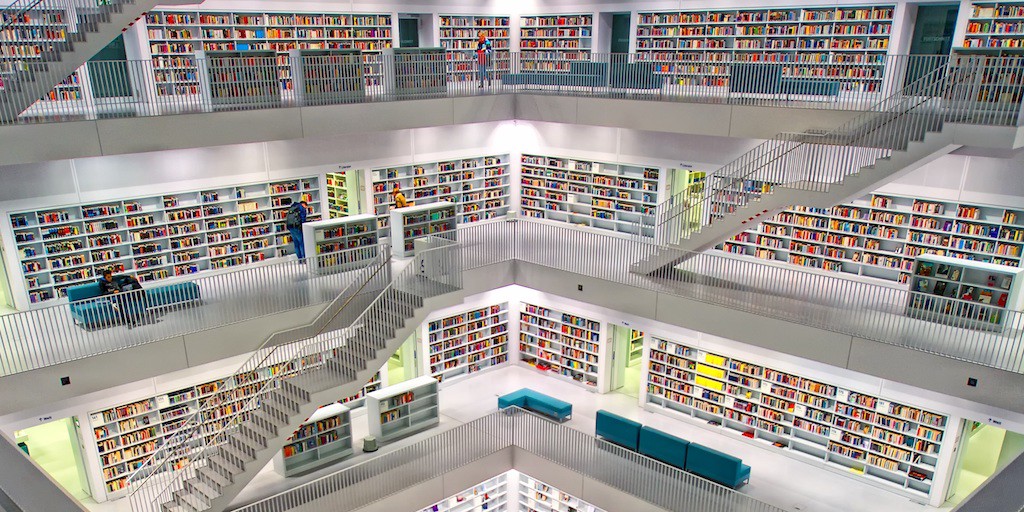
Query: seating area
498,388,573,422
502,61,662,90
595,409,751,489
731,63,842,100
67,281,203,329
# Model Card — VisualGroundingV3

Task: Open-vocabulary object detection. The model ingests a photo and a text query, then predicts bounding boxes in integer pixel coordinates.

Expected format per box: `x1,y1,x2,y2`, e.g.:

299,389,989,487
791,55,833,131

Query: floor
81,366,961,512
19,419,90,501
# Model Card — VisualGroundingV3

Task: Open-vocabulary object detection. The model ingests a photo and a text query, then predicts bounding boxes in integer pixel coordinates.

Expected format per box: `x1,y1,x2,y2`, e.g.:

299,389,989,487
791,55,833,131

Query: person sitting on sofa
99,270,148,329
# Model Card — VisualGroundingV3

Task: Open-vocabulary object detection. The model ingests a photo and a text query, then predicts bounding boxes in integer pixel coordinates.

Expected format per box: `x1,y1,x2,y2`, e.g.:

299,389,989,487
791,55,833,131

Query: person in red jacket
476,32,493,88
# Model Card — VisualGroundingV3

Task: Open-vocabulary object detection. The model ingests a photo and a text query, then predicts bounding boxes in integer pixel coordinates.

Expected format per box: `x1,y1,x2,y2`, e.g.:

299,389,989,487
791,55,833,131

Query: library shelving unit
518,302,606,391
196,50,281,108
389,202,457,258
439,15,511,82
628,329,644,365
422,303,510,384
301,214,379,272
143,10,393,97
325,169,363,218
644,336,950,499
635,5,895,92
342,369,387,408
717,192,1024,284
519,14,593,72
9,177,320,305
420,472,509,512
949,46,1024,117
289,48,365,105
905,254,1024,331
366,375,440,444
371,154,511,230
274,403,353,476
963,2,1024,49
383,47,447,95
518,472,606,512
520,154,660,237
0,9,86,105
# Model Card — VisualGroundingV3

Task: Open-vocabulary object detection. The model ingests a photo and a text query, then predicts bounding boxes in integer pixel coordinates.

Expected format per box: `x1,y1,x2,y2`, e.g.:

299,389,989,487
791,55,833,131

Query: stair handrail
130,236,464,512
124,245,392,508
656,54,985,244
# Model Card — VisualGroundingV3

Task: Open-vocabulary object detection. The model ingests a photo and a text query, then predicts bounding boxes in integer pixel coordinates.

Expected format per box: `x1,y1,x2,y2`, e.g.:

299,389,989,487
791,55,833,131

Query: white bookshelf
964,2,1024,49
325,169,362,218
274,403,353,476
517,472,606,512
420,472,509,512
519,14,593,72
905,254,1024,332
644,336,949,500
196,49,280,108
9,176,320,305
366,375,440,444
301,214,379,272
383,47,447,95
517,302,606,392
389,201,457,258
635,5,894,92
289,48,365,105
520,154,660,237
341,368,387,408
422,303,510,384
370,154,511,230
628,329,644,364
439,15,511,82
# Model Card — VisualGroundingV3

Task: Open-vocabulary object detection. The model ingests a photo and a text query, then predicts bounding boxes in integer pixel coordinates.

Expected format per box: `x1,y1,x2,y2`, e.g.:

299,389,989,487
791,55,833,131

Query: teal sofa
503,62,608,88
638,425,689,469
608,62,662,89
731,63,840,99
498,388,572,422
67,280,202,329
685,443,751,489
595,410,642,450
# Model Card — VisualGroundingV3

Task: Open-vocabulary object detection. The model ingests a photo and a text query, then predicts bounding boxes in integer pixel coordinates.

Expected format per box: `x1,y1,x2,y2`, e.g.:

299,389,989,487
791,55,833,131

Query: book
916,278,929,293
933,281,947,296
936,264,949,278
1001,276,1012,289
917,262,934,276
979,291,993,304
950,268,962,281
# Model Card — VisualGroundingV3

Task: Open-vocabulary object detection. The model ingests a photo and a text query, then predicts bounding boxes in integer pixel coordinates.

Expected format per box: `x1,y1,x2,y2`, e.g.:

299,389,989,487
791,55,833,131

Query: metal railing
231,407,787,512
127,235,464,512
3,52,1022,125
655,54,1024,247
0,245,385,376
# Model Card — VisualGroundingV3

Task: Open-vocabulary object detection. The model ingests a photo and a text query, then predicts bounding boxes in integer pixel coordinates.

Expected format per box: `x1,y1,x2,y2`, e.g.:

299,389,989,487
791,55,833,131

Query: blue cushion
66,282,104,303
498,388,572,420
569,61,608,79
69,301,117,327
595,410,642,451
685,443,751,489
780,78,841,97
731,63,783,94
146,282,201,308
639,425,689,469
609,62,661,89
498,389,529,409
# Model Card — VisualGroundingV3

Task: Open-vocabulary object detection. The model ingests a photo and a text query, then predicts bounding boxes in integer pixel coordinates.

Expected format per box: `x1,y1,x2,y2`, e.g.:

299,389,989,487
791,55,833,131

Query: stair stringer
193,289,467,512
632,129,961,275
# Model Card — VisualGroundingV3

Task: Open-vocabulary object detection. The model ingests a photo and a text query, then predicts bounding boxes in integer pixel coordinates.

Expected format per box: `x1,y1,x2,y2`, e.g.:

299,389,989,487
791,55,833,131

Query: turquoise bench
732,63,840,100
639,425,689,470
67,280,202,329
497,388,572,422
595,410,642,450
685,443,751,489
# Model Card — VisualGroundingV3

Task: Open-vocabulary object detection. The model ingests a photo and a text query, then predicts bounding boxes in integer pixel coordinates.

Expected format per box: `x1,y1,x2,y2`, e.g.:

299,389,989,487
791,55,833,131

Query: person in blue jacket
286,200,309,262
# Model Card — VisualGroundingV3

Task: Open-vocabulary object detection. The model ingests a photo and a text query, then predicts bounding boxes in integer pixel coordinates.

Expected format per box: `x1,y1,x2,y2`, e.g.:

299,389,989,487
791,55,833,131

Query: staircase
0,0,188,122
630,58,996,275
126,241,465,512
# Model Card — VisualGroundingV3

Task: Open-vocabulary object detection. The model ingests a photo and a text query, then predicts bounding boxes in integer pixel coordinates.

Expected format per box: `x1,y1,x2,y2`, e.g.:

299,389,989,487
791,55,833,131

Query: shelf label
837,388,850,402
794,404,807,417
760,381,773,393
724,396,736,408
89,413,102,424
155,395,170,409
876,399,891,413
829,429,843,442
696,350,707,360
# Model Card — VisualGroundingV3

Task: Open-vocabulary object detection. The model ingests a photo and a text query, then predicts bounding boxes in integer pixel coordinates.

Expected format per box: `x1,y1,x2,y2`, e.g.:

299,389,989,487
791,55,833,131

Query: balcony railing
3,52,1022,126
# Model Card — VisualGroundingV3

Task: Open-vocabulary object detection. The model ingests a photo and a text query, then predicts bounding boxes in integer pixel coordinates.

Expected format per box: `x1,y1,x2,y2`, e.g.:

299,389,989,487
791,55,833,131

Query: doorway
399,18,420,48
388,332,419,385
13,417,91,500
609,325,644,398
945,421,1024,505
610,14,630,54
904,4,959,86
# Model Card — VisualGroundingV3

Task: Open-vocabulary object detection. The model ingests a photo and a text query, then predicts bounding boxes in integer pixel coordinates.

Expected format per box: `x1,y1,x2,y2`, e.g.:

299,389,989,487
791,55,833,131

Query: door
399,18,419,48
87,35,133,99
610,14,631,54
905,4,959,86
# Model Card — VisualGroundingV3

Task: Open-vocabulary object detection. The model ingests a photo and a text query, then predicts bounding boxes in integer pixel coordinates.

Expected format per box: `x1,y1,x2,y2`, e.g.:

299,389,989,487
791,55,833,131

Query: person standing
392,184,412,209
476,32,493,88
286,200,309,262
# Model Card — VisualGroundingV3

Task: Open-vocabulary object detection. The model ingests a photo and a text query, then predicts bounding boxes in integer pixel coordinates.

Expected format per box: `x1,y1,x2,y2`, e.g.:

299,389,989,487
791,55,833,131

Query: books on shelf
366,376,440,443
905,253,1024,331
424,303,510,383
518,302,603,391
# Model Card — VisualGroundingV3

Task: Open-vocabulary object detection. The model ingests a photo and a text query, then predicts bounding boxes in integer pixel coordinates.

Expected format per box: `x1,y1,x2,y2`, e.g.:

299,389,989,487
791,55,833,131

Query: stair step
185,478,221,500
196,466,232,489
208,452,245,475
284,367,351,395
174,489,209,511
350,330,388,349
384,289,425,308
264,389,302,414
160,502,187,512
226,431,263,456
326,355,367,374
239,419,278,441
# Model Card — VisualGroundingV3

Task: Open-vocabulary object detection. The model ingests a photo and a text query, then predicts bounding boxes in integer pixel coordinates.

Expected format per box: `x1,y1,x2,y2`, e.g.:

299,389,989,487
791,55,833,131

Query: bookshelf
301,214,379,272
325,169,362,218
341,369,387,408
366,376,440,444
420,472,509,512
290,48,365,105
439,15,511,82
274,403,353,476
628,329,644,365
196,50,281,107
520,154,660,237
143,10,393,97
389,202,457,258
371,155,510,230
0,8,87,105
635,5,895,92
717,192,1024,284
905,254,1024,331
518,302,605,391
384,47,447,95
644,336,950,499
517,472,606,512
422,303,510,384
963,2,1024,49
519,14,593,72
9,177,320,305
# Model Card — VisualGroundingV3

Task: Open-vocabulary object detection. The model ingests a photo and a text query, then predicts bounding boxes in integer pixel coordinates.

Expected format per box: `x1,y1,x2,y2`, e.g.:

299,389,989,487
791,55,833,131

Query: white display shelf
340,369,387,409
518,302,604,392
519,14,593,72
419,472,509,512
644,336,949,500
520,154,659,238
274,403,353,476
439,15,511,82
365,376,440,444
301,214,378,273
517,472,605,512
10,177,320,305
389,201,457,258
964,2,1024,49
905,254,1024,332
422,302,510,384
